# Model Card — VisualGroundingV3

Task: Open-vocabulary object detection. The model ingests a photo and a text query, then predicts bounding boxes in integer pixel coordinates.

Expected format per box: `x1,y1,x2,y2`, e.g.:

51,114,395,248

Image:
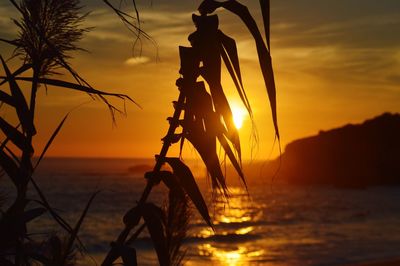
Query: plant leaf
34,113,68,170
259,0,270,49
183,82,228,194
217,134,247,190
11,76,141,108
62,191,98,264
0,56,35,135
0,90,15,107
0,63,32,87
0,117,33,153
198,0,279,139
219,31,253,118
164,157,213,229
142,203,169,266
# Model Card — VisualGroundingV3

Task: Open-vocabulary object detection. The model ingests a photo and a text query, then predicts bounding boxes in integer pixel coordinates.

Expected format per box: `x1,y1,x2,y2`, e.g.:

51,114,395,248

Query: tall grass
0,0,133,265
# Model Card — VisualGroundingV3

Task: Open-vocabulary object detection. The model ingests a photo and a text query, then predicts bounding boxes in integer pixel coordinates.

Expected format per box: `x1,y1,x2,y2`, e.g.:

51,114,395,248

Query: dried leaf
164,157,213,228
142,203,169,266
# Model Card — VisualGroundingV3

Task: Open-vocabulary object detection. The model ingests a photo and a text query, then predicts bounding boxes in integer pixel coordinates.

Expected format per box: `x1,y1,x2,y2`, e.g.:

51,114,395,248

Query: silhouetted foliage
102,0,279,265
0,0,135,265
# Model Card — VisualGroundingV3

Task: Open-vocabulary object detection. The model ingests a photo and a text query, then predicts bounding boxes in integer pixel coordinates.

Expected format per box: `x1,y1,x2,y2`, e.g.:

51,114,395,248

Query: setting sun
231,104,247,129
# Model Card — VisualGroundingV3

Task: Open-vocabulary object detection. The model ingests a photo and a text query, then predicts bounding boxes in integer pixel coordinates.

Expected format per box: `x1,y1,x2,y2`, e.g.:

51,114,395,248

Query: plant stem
101,90,186,266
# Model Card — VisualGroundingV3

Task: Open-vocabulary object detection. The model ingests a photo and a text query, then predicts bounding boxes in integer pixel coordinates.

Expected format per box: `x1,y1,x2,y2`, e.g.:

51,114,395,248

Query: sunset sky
0,0,399,160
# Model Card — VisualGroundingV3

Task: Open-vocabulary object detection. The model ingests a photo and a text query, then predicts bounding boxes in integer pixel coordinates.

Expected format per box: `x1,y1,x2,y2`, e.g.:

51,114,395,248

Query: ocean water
1,158,400,265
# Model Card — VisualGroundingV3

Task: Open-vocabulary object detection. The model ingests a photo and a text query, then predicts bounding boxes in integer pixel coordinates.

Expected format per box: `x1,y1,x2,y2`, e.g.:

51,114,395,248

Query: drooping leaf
219,31,253,118
164,158,213,228
199,66,242,157
0,56,35,135
11,76,139,105
259,0,270,49
157,171,183,194
217,134,247,190
189,15,242,155
142,203,169,266
22,207,46,223
0,117,33,153
198,0,279,139
182,82,228,193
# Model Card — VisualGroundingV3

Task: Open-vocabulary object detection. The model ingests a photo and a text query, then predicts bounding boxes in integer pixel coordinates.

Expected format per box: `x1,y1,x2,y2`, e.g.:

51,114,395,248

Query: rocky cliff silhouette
278,113,400,187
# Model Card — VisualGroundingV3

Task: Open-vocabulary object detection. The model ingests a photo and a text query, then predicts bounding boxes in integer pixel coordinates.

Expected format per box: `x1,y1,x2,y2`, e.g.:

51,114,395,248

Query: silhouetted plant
0,0,134,265
102,0,279,265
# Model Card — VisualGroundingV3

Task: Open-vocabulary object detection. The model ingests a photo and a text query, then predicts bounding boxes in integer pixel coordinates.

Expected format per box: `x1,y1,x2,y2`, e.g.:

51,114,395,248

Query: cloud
124,56,150,66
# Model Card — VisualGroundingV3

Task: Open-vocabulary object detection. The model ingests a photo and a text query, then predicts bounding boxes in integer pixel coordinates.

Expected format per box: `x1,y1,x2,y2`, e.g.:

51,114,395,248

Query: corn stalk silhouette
102,0,279,265
0,0,136,265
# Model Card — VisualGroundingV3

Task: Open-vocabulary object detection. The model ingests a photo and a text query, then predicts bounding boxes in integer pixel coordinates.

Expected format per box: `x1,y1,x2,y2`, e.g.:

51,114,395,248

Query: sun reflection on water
192,186,265,265
198,244,265,266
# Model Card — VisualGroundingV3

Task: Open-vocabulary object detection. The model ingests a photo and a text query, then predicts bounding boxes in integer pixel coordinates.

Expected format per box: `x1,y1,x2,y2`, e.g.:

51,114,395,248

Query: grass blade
62,191,98,265
34,113,68,170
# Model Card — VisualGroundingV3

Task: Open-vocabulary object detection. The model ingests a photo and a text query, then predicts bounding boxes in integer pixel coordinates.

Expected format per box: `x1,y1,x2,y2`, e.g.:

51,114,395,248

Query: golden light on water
192,187,265,265
198,244,265,266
